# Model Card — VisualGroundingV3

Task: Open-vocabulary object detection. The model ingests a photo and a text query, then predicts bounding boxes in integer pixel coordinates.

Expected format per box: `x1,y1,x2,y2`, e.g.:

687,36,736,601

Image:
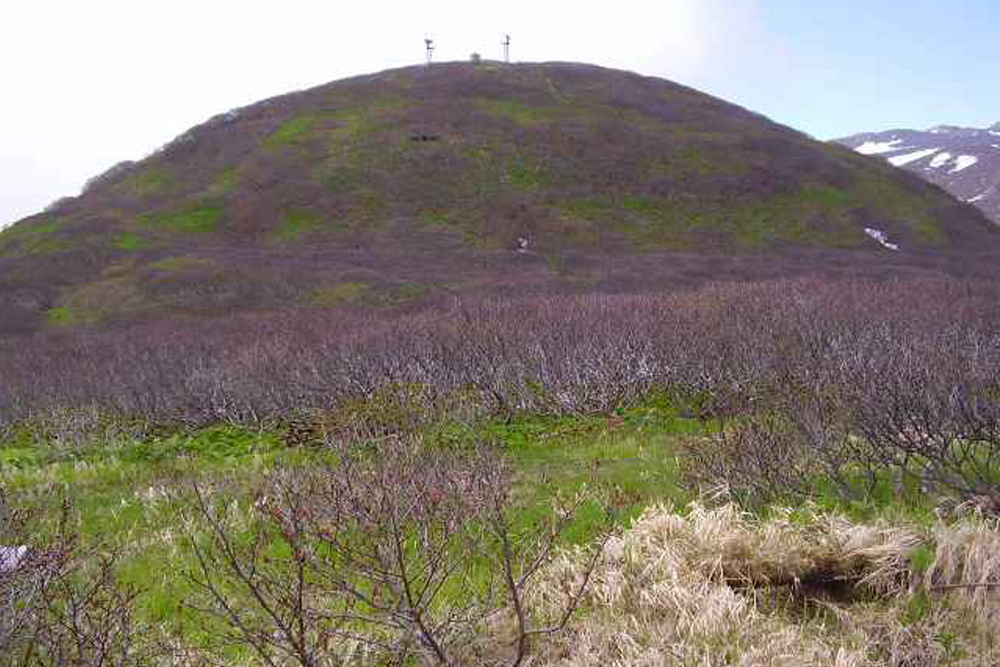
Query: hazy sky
2,0,998,228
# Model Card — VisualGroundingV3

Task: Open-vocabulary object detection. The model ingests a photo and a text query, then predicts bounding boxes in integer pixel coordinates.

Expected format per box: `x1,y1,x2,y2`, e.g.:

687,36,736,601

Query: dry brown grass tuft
526,503,1000,667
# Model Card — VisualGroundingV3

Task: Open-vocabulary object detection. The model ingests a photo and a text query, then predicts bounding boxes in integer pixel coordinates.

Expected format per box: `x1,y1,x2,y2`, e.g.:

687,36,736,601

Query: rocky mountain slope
837,122,1000,223
1,62,996,336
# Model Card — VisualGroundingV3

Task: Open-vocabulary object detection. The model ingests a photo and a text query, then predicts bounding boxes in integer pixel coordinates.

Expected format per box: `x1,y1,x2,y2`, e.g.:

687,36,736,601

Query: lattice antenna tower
425,36,435,65
503,34,511,63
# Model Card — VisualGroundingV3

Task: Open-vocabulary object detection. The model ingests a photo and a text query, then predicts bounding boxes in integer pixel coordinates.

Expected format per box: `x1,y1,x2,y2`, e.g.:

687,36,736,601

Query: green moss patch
45,306,75,327
310,281,370,306
207,166,241,197
272,208,325,242
138,201,223,234
114,232,147,252
117,165,174,196
265,113,320,150
148,255,213,273
476,98,566,126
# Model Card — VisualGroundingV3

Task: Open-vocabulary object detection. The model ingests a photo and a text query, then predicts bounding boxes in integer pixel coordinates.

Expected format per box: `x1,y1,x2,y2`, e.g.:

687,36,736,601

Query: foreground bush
184,437,609,666
0,491,148,667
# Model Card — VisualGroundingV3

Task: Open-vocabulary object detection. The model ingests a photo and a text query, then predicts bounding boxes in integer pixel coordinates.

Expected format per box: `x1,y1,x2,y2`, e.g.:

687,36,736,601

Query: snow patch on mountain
889,148,940,167
856,139,905,155
928,152,953,169
864,227,899,251
949,156,978,173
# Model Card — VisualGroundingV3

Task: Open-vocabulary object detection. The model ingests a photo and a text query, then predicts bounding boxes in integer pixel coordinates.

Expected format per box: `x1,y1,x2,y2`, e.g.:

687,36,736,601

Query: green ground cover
0,394,957,655
0,398,703,625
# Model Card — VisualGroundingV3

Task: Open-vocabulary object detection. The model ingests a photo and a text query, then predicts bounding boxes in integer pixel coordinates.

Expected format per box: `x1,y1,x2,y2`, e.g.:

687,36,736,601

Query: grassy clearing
0,397,703,630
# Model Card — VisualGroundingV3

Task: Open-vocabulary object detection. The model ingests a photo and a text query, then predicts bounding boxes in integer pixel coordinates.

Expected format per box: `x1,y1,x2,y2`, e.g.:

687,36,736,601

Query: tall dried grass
528,503,1000,667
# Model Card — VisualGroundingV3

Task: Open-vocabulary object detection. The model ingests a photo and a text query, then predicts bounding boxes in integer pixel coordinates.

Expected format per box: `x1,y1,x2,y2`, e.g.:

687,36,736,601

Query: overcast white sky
2,0,998,228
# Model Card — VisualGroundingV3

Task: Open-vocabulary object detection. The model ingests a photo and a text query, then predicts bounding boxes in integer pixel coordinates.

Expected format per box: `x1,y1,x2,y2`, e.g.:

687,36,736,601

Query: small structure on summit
503,34,511,63
425,37,435,65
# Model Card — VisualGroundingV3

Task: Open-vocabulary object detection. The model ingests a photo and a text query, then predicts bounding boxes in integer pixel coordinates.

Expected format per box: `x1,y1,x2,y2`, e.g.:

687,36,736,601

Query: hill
837,122,1000,224
1,61,997,335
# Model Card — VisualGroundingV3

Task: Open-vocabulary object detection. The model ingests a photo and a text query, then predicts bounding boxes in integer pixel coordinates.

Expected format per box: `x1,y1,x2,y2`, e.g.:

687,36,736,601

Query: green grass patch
851,173,946,244
207,166,241,196
139,201,223,234
117,165,174,196
45,306,75,327
310,281,369,306
475,98,566,126
113,232,147,251
148,255,213,272
265,113,319,150
5,393,959,653
272,208,325,242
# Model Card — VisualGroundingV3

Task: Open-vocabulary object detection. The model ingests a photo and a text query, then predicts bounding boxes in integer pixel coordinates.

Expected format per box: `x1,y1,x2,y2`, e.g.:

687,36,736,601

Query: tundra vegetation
4,278,1000,666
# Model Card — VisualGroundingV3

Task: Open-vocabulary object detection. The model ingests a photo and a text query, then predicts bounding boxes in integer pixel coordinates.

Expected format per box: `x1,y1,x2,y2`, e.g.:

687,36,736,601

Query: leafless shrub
687,289,1000,511
184,439,607,666
0,491,150,667
5,278,1000,511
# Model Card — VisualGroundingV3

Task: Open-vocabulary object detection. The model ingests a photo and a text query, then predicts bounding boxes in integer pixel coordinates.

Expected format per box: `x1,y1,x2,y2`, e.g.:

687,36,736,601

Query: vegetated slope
837,122,1000,223
1,61,996,335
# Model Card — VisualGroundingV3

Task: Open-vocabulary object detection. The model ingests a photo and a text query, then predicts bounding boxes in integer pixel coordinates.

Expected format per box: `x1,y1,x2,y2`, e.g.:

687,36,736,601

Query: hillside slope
837,122,1000,223
1,62,996,334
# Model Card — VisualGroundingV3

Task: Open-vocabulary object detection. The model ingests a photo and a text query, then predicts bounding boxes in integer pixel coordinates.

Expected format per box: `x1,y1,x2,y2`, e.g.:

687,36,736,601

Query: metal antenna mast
425,37,435,65
503,34,511,63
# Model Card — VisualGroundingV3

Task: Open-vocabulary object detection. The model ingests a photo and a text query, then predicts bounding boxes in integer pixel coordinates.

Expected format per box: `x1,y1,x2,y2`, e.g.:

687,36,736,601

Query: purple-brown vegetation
4,277,1000,510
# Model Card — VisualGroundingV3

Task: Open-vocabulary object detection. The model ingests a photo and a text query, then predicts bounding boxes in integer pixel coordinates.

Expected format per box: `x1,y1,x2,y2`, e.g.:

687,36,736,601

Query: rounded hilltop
0,61,996,334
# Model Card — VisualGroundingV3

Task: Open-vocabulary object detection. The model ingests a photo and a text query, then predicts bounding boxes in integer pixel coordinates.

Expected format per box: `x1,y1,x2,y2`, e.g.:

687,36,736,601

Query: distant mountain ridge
837,123,1000,223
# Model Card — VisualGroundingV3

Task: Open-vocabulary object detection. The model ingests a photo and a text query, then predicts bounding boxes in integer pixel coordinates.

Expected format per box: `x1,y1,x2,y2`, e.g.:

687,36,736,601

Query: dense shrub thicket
3,277,1000,509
